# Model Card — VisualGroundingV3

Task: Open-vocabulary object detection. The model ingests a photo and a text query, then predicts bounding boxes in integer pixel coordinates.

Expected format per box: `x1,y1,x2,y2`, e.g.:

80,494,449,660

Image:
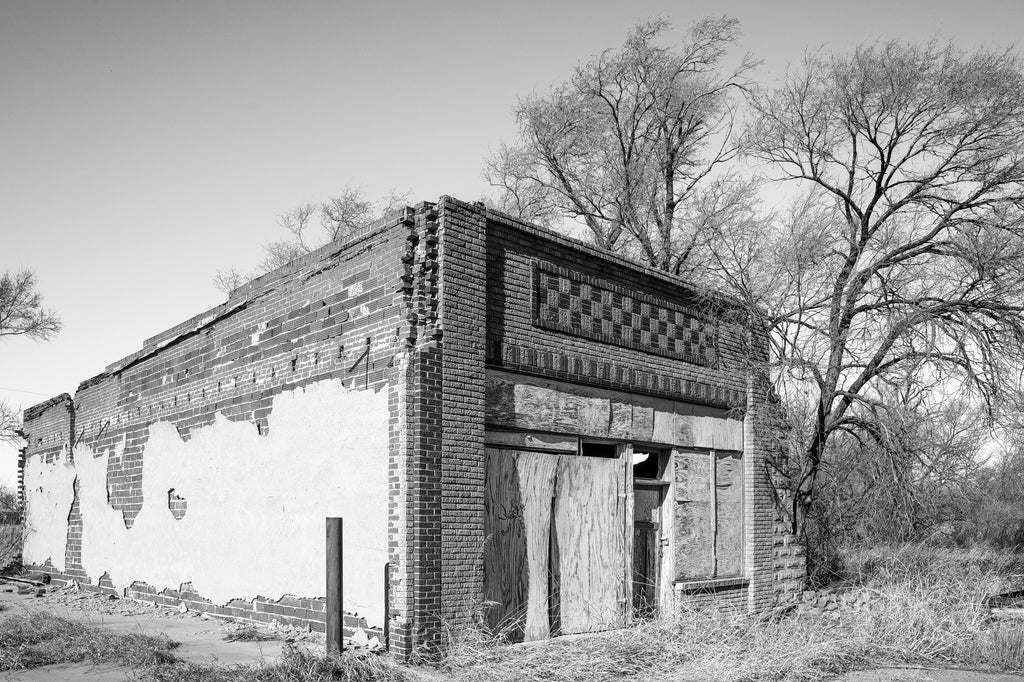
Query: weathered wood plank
630,404,655,441
485,370,741,449
619,444,634,623
483,449,528,639
485,373,610,435
674,452,714,579
659,450,677,609
553,456,627,634
609,400,633,440
690,415,744,451
516,452,559,641
650,399,677,444
484,430,578,453
715,452,744,576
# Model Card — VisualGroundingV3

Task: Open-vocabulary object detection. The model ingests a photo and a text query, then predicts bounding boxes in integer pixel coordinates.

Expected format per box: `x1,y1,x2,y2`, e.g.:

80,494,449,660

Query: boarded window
715,452,743,576
673,450,743,580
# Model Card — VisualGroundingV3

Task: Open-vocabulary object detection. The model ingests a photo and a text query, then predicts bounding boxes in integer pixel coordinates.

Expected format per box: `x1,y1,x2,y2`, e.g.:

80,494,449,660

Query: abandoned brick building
19,197,804,658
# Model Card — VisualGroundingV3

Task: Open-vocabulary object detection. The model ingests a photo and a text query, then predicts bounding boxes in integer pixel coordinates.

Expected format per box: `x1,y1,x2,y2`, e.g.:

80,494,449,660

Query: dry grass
0,609,409,681
442,610,866,682
223,623,279,642
841,544,1024,670
0,543,1018,681
439,544,1024,682
0,610,178,670
146,647,411,682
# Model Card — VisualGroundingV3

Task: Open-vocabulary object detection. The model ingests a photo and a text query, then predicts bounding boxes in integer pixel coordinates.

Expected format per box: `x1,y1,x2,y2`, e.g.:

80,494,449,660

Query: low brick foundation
29,563,382,640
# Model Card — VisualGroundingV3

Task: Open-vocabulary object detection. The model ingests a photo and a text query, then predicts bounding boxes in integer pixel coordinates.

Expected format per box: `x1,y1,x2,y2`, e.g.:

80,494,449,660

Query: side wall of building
21,212,424,637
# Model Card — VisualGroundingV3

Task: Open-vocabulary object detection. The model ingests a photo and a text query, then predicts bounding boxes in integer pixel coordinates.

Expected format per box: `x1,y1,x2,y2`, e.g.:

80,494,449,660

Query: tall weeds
440,544,1024,682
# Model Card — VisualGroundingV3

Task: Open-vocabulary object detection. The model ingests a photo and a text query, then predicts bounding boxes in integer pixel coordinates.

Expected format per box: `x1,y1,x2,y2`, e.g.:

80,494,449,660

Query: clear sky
1,0,1022,487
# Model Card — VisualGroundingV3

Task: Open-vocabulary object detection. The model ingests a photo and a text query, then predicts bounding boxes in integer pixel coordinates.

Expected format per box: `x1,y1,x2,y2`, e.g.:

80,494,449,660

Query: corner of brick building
387,198,487,662
742,323,805,607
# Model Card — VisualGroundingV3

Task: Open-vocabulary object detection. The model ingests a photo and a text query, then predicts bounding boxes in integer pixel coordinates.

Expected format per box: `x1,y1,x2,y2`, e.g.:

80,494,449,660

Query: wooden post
383,562,390,650
326,517,344,654
618,443,634,623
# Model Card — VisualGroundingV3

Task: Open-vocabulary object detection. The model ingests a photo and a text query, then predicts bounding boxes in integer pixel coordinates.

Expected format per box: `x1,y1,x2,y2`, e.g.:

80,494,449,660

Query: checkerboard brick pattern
534,264,717,366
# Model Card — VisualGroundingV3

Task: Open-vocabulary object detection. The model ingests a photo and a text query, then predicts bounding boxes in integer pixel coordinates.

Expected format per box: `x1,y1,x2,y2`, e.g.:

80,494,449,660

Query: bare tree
213,186,410,294
0,271,60,342
485,17,758,277
958,440,1024,548
715,40,1024,534
0,402,19,446
0,270,62,443
810,380,983,542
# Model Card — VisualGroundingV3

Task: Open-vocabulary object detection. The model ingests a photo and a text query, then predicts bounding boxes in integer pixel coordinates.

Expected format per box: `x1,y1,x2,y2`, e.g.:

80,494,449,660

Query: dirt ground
0,581,316,680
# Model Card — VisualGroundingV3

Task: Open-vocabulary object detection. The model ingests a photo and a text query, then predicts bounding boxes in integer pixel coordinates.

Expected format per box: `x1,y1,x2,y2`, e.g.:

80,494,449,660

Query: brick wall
21,210,417,638
20,395,73,468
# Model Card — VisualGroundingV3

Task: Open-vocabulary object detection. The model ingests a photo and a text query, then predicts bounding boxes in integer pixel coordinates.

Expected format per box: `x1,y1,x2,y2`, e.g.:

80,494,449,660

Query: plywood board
689,415,744,451
485,370,740,449
630,404,655,441
675,452,711,502
552,456,627,634
485,373,610,435
516,452,558,641
484,447,629,640
673,452,714,579
715,452,744,576
608,400,633,440
483,449,529,638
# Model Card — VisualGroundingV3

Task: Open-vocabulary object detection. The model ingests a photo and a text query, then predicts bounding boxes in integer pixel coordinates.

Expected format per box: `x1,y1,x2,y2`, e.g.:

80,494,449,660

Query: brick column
436,198,488,631
743,371,775,612
388,205,445,660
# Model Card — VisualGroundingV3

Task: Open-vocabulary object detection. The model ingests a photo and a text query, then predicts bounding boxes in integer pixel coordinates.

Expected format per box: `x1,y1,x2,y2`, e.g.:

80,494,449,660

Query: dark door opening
632,481,664,618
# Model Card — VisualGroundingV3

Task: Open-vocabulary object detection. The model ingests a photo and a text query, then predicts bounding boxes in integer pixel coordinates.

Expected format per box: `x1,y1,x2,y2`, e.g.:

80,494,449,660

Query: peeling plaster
30,378,390,626
22,448,76,573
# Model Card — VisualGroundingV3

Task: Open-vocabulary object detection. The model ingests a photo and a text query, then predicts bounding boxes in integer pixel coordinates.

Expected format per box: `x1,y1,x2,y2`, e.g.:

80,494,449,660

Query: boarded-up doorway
483,447,627,642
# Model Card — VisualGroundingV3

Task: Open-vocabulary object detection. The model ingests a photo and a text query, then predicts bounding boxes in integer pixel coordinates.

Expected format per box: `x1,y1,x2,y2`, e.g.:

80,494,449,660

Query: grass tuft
146,645,411,682
224,624,278,642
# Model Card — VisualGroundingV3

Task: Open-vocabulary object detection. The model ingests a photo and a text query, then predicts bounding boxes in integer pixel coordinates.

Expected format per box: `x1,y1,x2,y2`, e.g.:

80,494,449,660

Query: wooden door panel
553,455,627,634
483,448,528,638
483,447,627,641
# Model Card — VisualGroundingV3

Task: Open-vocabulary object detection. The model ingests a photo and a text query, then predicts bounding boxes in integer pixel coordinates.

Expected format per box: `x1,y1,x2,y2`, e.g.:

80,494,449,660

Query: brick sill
674,577,749,594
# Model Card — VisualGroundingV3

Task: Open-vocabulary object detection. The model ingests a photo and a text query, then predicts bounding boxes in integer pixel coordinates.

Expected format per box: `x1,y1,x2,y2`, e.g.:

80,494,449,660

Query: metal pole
326,517,344,654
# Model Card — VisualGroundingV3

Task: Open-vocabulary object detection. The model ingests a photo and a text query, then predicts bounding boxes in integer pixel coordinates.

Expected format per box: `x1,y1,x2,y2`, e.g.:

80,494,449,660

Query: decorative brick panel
534,263,717,366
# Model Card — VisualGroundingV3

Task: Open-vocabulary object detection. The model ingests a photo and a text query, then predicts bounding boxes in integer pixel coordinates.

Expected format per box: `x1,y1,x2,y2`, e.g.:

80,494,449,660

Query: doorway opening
632,449,668,618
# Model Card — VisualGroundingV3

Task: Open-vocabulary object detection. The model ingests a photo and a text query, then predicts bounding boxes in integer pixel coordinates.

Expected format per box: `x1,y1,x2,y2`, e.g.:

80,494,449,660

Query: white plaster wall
72,378,389,625
22,448,76,572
